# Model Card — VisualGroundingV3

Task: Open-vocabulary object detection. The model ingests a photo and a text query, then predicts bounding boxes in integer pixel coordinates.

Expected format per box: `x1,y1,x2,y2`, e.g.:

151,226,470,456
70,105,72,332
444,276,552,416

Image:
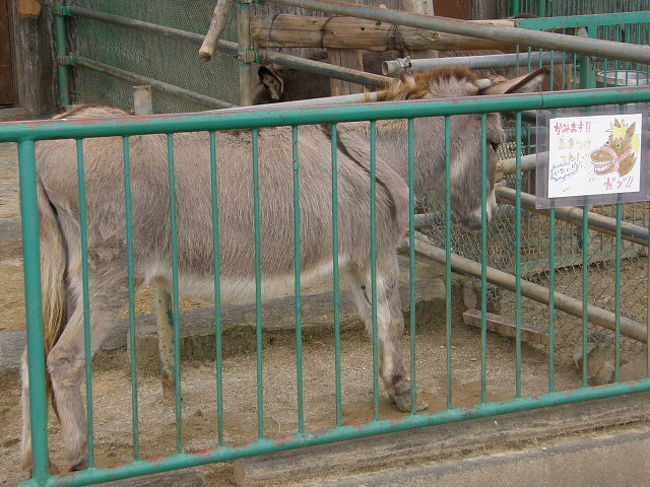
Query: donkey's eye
490,141,500,152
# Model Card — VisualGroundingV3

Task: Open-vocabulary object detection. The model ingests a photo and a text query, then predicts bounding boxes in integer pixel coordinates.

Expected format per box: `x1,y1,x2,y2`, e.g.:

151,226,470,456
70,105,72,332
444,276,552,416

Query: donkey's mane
375,66,478,102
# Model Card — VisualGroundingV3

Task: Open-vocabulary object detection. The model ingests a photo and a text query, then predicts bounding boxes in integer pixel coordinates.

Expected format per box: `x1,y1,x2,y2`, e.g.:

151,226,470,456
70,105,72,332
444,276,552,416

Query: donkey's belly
167,259,343,306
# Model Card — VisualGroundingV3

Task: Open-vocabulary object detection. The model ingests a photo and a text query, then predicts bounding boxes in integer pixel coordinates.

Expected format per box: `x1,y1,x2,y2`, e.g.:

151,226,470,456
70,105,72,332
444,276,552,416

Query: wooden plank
251,15,516,51
462,308,549,346
328,48,364,96
0,0,16,105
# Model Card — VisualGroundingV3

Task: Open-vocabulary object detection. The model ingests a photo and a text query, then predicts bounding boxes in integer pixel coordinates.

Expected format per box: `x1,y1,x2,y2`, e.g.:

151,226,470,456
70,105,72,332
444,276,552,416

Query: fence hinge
57,53,77,66
238,49,256,64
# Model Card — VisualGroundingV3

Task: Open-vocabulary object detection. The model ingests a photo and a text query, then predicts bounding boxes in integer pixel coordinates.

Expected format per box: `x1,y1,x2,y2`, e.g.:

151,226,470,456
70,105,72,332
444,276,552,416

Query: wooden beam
251,15,516,51
463,308,549,346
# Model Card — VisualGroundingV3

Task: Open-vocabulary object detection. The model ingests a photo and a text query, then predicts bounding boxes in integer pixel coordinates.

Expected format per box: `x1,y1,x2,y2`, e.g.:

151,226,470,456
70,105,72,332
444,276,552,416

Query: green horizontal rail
19,379,650,487
2,86,650,142
515,11,650,30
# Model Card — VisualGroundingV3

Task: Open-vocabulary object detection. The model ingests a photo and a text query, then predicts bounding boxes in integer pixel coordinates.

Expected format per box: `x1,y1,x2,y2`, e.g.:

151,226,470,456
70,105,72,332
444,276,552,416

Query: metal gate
4,2,650,487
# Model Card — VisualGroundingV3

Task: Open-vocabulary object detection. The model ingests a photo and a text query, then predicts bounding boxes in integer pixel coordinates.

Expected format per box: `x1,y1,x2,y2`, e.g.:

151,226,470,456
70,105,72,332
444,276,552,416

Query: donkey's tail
37,180,67,405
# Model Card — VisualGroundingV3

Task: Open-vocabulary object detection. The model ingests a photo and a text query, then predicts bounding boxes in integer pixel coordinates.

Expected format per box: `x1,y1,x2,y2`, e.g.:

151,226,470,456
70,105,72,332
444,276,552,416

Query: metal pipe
53,0,71,106
3,86,650,142
262,0,650,65
496,186,649,247
258,51,390,87
383,51,556,76
66,6,390,89
409,233,647,343
74,56,236,109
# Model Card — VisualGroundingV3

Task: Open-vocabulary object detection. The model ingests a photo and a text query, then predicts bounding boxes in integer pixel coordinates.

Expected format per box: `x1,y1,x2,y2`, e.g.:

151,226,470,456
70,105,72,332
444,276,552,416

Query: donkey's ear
258,66,284,101
627,121,637,137
482,67,548,95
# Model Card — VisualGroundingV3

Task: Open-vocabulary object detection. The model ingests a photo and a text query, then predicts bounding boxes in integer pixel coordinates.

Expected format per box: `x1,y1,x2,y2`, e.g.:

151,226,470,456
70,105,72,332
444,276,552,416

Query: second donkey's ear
258,66,285,102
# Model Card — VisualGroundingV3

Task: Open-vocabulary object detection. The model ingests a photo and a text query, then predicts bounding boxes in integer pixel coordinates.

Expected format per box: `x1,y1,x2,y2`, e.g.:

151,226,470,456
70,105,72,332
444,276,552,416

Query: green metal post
331,124,343,427
76,139,95,467
123,137,141,460
252,128,264,439
444,116,453,410
292,126,305,432
210,131,225,446
369,121,380,421
166,134,183,452
480,115,488,404
580,26,598,89
53,0,71,107
18,140,50,485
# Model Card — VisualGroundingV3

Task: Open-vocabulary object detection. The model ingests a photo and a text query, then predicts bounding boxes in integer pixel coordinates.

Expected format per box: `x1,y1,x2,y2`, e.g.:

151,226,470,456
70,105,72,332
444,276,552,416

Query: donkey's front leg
378,278,428,413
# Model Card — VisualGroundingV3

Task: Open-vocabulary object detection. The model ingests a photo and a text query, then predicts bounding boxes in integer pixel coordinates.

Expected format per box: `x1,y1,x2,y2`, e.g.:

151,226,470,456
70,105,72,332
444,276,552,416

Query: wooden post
400,0,438,59
199,0,235,61
327,0,364,96
132,86,176,404
238,0,253,106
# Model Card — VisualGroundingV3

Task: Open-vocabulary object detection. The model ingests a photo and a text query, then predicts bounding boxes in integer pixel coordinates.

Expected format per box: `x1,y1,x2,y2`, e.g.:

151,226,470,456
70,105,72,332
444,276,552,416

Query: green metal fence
3,82,650,486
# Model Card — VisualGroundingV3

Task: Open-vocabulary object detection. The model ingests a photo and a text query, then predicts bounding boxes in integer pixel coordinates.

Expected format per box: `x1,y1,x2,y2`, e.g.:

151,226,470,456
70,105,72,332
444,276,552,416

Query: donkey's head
253,65,331,104
381,66,547,230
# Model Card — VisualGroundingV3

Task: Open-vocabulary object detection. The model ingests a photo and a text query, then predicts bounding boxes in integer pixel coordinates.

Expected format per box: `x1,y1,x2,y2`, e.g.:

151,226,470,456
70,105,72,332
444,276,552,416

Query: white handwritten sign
547,113,643,198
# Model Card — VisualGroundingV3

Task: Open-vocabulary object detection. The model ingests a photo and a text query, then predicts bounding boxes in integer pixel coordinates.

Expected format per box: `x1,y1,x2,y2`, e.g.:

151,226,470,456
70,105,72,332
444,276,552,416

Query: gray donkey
22,66,546,472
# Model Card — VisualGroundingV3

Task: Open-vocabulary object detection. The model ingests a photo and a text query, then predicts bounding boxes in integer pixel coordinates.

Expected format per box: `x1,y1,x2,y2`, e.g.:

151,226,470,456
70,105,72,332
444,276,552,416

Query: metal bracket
238,50,256,64
57,54,76,66
398,57,414,74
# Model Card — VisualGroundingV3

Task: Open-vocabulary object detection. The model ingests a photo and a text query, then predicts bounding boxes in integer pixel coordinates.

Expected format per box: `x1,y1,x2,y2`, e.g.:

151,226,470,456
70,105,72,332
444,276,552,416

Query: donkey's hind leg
345,260,424,412
47,270,129,471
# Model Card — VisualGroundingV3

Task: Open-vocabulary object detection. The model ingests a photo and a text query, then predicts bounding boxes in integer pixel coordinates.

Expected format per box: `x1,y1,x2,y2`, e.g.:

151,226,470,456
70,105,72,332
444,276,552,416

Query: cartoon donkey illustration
590,119,640,177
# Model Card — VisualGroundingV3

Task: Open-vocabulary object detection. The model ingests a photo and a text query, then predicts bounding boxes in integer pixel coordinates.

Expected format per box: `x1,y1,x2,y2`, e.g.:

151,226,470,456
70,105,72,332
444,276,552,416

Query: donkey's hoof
70,459,88,472
391,393,428,412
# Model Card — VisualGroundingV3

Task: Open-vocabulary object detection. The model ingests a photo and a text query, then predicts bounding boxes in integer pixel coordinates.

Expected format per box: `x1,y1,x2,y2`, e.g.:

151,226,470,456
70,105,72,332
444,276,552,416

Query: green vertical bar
18,139,50,485
514,115,523,399
166,134,182,452
53,1,70,106
209,131,225,446
292,126,305,433
512,0,520,16
407,119,417,414
370,121,380,421
580,27,598,89
548,207,556,393
330,124,343,427
538,0,546,16
615,200,622,382
252,128,264,439
480,115,488,404
122,137,140,460
76,139,95,467
444,116,453,410
582,196,590,388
